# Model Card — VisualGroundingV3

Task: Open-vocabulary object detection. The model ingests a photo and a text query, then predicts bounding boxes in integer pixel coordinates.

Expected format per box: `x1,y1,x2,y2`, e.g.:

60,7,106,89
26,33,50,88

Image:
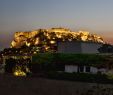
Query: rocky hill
11,27,104,50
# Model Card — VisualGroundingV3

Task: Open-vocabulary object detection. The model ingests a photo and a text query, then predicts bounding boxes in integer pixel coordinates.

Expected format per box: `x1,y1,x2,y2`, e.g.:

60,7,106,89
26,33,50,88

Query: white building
65,65,107,74
57,41,103,53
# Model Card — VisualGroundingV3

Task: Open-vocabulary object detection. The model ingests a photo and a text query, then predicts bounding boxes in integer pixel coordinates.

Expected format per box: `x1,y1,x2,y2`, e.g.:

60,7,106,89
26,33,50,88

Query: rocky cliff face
11,27,104,49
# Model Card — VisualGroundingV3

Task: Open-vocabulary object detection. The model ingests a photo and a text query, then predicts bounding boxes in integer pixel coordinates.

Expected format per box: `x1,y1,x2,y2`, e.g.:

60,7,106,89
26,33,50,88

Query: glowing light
26,42,31,47
45,46,49,50
34,51,37,54
35,38,40,45
50,40,55,44
13,65,31,77
14,70,26,76
11,27,104,48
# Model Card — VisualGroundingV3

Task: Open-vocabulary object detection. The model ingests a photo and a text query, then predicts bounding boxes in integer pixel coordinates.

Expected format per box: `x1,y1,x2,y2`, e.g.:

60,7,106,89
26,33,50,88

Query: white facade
65,65,78,73
65,65,107,74
90,67,98,74
58,41,102,53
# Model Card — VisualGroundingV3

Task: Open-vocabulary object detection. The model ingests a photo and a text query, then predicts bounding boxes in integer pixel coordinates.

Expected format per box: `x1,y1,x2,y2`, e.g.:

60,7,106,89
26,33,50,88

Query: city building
65,65,106,74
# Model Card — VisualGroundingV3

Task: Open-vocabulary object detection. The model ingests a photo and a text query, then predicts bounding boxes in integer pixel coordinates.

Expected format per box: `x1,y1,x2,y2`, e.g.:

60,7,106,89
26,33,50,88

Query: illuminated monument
11,27,104,53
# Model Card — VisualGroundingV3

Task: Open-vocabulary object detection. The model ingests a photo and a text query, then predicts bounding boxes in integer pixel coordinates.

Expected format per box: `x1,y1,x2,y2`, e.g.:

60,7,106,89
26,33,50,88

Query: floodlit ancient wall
11,27,104,50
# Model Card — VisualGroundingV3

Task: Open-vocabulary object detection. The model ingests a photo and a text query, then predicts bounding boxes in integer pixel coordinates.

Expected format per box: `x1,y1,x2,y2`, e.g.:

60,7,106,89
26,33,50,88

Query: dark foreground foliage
45,71,113,84
32,53,106,67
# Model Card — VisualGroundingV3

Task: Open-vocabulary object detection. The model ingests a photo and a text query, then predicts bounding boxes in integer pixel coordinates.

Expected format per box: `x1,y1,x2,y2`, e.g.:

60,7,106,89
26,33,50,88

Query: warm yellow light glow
81,36,88,41
50,40,55,44
45,46,49,50
35,38,40,45
26,42,31,47
34,51,37,54
13,65,31,77
11,27,104,48
14,70,26,76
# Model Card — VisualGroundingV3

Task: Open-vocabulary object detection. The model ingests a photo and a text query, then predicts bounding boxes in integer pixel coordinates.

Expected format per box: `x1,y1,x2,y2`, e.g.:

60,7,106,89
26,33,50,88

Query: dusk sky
0,0,113,50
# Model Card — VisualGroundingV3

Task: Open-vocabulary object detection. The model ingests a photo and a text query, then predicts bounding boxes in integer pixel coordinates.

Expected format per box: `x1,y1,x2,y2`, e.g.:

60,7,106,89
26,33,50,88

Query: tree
5,58,16,73
98,44,113,53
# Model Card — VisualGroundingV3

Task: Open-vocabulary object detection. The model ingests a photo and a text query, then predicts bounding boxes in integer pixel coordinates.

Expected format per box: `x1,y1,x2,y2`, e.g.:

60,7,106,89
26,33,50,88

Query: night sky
0,0,113,50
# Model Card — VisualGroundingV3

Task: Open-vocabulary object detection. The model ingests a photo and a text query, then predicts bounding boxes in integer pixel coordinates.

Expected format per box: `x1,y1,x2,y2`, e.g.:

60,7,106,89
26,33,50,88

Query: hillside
11,28,104,50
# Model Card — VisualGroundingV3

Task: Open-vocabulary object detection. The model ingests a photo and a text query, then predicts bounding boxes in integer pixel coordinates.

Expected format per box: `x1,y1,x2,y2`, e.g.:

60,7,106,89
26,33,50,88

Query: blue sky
0,0,113,49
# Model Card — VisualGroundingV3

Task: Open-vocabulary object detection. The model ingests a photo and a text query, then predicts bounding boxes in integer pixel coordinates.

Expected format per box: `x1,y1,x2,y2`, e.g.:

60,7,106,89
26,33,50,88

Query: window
86,66,90,72
79,66,84,72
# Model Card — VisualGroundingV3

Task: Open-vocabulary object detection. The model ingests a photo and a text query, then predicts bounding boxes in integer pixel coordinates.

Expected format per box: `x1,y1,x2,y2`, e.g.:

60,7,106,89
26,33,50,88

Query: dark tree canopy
98,44,113,53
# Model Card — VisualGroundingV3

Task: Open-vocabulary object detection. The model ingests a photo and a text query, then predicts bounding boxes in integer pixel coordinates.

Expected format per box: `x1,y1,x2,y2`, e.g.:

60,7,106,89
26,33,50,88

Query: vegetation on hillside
98,44,113,53
32,53,106,67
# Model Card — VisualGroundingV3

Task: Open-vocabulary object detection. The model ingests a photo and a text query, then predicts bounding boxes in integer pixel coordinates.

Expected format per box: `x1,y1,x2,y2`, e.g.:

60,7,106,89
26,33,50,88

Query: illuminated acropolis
11,27,104,51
